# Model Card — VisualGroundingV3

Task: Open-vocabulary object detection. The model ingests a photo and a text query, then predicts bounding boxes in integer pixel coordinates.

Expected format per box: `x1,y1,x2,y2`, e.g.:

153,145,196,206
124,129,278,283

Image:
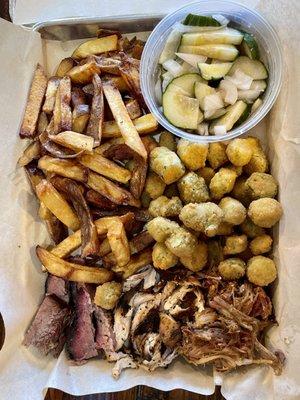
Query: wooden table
0,2,224,399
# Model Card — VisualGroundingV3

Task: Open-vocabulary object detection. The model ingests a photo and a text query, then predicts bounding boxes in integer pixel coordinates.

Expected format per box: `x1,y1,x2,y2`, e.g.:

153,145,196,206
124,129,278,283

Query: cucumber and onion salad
156,13,268,135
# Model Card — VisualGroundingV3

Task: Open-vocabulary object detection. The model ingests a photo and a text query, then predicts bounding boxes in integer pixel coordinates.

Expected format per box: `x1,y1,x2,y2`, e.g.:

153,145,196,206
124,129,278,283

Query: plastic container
140,0,283,143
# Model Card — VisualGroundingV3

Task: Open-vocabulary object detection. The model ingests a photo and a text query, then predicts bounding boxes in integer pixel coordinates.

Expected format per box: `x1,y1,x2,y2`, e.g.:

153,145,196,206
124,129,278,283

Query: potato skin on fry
56,57,75,77
36,246,113,284
72,35,118,59
86,74,104,141
67,59,101,84
20,64,48,138
38,156,88,183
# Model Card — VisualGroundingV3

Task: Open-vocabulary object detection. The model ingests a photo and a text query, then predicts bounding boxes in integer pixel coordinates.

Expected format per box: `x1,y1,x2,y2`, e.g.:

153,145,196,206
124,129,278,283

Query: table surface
0,2,224,399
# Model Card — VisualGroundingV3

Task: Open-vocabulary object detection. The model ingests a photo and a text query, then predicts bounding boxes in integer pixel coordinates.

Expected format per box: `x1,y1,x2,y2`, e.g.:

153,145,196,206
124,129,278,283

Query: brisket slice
67,283,98,362
94,306,116,357
23,295,70,357
46,274,70,304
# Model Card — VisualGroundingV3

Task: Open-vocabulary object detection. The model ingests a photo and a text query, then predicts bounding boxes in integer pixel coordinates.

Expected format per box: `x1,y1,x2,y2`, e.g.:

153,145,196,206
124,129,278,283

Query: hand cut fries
103,113,158,138
95,57,121,75
125,99,142,120
38,156,88,182
51,213,134,258
79,152,131,184
20,64,48,138
86,74,104,141
72,104,90,133
18,141,40,167
141,136,159,155
94,137,125,156
56,57,75,77
36,246,113,284
37,111,49,135
107,218,130,267
119,56,145,109
88,171,140,207
102,82,147,159
36,180,80,231
71,87,86,107
58,76,72,132
112,247,153,278
85,190,118,210
43,77,60,114
49,131,94,153
38,202,67,244
67,59,101,84
72,35,118,59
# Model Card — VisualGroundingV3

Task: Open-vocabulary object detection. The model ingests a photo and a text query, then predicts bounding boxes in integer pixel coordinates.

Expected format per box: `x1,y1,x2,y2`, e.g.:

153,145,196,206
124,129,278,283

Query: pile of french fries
18,31,159,285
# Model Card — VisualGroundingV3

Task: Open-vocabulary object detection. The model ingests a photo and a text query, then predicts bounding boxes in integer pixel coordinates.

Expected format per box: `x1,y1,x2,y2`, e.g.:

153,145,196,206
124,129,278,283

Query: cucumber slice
229,56,268,79
163,87,200,129
241,32,259,60
178,44,239,61
198,62,233,80
168,73,205,96
159,29,182,64
250,80,267,92
209,100,247,133
181,28,243,46
251,98,263,114
175,52,207,68
183,14,221,27
195,82,215,110
238,89,261,103
234,104,251,126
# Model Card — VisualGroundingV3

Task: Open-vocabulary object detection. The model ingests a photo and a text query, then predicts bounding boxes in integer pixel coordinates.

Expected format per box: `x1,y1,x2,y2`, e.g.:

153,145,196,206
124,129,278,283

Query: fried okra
179,202,224,237
248,198,283,228
144,172,166,199
197,166,215,186
178,172,210,204
226,138,253,166
150,146,185,184
219,197,246,225
218,258,246,280
223,234,248,255
165,227,197,258
247,255,277,286
215,221,234,236
250,234,273,255
243,137,268,175
240,218,266,238
209,168,237,200
152,242,178,270
180,241,208,272
94,282,122,310
207,142,228,169
147,217,179,242
159,131,177,152
231,176,252,206
148,195,182,218
177,139,208,170
246,172,278,199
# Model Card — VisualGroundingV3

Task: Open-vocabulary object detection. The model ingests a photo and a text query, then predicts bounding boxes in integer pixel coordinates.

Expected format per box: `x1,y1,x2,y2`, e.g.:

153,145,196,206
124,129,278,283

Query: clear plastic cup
140,0,283,143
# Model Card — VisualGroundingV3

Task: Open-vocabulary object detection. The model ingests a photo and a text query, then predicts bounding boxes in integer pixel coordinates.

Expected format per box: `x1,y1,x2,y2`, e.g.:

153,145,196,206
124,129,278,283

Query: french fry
111,247,153,278
42,77,60,114
37,111,49,135
36,246,113,284
56,57,75,78
20,64,48,138
97,28,122,38
87,171,140,207
24,163,44,191
85,189,118,210
79,152,131,184
67,59,101,84
102,113,158,138
125,99,142,120
36,180,80,231
52,88,61,134
38,155,88,182
102,82,147,159
107,218,130,267
72,104,90,133
94,137,124,156
109,76,128,92
38,202,67,244
72,35,118,59
141,136,159,155
49,131,94,153
98,238,111,256
86,74,104,141
51,213,134,258
119,57,145,109
18,141,40,167
59,76,72,132
95,57,121,75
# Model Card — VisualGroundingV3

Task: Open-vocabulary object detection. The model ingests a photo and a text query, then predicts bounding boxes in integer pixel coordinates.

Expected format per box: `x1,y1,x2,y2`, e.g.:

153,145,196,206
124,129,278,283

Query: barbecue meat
46,274,69,304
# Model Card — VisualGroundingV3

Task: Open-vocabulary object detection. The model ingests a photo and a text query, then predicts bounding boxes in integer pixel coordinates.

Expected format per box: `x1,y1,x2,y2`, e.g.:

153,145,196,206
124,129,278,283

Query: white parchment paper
0,0,300,398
